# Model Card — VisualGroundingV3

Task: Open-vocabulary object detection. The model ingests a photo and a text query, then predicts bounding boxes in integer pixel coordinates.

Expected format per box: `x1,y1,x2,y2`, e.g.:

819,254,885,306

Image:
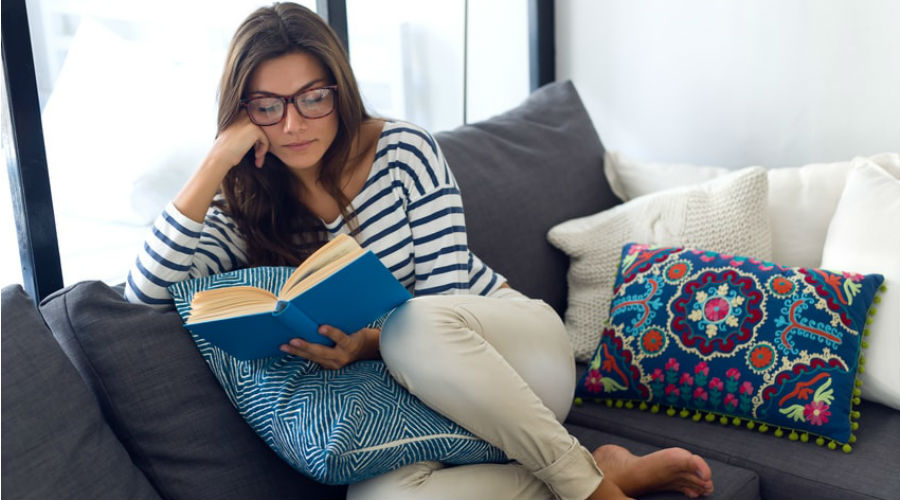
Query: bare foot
587,475,633,500
591,444,714,499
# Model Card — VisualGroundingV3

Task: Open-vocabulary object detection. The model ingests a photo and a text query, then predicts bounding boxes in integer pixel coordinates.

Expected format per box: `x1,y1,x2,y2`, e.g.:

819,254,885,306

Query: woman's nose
282,103,307,133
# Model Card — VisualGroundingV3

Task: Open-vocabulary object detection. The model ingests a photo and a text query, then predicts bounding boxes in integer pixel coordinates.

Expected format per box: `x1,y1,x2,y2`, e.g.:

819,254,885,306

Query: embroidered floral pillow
575,243,885,451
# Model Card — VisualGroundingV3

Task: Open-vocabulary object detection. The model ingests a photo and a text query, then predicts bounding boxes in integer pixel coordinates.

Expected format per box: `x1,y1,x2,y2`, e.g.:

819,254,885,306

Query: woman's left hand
280,326,381,370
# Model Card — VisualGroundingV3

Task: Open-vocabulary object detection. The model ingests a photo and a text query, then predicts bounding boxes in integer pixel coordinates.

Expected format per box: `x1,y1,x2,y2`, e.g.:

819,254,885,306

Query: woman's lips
283,140,315,151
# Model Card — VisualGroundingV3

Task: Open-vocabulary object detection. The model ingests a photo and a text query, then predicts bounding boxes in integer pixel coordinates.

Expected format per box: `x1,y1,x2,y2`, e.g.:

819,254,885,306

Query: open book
184,234,412,360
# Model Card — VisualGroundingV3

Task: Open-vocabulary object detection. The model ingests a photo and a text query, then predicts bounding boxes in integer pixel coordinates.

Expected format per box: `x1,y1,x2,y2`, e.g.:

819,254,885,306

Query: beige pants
346,288,603,500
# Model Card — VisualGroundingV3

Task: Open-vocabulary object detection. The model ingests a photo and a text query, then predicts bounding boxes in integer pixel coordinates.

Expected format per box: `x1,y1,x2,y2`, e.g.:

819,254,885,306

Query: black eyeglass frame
240,85,339,125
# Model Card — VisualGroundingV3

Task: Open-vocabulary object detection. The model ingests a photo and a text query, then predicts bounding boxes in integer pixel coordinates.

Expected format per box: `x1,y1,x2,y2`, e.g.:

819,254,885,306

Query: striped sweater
125,121,505,307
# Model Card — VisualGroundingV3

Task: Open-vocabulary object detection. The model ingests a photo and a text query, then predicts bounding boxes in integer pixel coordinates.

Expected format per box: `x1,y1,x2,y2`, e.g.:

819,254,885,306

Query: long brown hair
215,2,369,267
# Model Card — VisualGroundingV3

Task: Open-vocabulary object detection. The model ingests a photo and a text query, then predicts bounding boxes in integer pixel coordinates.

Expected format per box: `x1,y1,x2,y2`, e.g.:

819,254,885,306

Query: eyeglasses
241,85,338,126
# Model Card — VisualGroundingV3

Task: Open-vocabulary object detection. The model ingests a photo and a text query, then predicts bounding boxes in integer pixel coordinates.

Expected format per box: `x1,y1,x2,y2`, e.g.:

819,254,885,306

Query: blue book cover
184,240,412,360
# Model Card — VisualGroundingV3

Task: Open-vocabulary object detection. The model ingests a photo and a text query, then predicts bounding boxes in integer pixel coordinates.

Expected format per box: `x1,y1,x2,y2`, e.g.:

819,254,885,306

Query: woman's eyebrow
249,78,328,97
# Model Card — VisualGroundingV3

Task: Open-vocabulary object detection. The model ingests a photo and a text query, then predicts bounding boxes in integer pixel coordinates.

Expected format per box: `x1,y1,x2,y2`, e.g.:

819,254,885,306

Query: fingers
279,326,353,369
280,338,343,369
209,113,272,171
317,325,350,344
253,134,269,168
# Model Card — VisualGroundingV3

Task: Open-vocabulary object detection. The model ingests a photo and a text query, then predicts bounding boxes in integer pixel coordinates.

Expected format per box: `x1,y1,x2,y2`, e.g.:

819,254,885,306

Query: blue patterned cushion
168,267,505,485
575,243,885,451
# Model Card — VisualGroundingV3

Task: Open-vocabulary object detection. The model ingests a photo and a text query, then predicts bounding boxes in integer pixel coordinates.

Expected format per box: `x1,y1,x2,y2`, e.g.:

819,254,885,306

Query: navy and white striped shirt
125,121,505,307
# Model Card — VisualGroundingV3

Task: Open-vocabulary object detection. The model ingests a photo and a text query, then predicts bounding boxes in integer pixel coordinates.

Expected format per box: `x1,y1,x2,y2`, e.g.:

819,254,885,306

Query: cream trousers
346,288,603,500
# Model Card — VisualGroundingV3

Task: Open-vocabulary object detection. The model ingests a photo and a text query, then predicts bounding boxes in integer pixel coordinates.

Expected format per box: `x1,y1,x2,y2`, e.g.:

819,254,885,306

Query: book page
187,286,278,323
282,250,365,300
279,234,363,297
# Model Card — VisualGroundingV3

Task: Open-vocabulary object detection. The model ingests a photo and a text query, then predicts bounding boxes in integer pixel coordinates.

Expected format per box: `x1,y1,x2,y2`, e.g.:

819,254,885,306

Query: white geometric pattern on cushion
168,268,505,485
821,157,900,410
548,167,773,362
603,150,900,269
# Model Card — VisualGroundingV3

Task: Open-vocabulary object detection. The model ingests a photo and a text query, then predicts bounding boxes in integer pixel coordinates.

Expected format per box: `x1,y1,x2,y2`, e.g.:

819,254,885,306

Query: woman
126,3,714,499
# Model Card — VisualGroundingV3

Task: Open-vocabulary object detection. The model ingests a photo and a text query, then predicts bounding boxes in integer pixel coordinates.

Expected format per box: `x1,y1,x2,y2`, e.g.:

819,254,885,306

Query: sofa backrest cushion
435,80,619,314
39,281,345,500
1,284,160,500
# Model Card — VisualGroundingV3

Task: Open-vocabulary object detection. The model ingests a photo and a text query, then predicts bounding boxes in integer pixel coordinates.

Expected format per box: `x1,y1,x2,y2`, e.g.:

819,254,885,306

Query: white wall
556,0,900,168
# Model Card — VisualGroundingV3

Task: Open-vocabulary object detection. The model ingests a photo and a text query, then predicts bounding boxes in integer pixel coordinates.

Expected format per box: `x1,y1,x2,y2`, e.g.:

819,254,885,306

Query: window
3,0,540,295
13,0,315,286
1,61,22,287
348,0,528,132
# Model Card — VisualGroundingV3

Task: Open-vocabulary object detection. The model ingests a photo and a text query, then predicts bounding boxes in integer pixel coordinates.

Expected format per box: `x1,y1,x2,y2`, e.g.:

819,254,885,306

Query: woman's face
246,51,339,174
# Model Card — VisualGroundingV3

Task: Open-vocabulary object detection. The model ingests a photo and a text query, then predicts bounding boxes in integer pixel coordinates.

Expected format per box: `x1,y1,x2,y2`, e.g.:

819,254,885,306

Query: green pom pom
851,410,861,419
851,421,859,431
574,397,583,406
774,428,784,438
719,416,729,425
746,421,756,430
853,397,861,405
828,441,837,450
639,402,648,411
842,444,852,453
605,399,613,407
880,284,888,292
732,417,741,426
874,295,882,304
858,365,866,374
625,401,634,409
666,407,676,417
859,356,866,365
759,424,769,433
865,317,873,325
651,404,660,414
868,306,877,316
855,379,863,387
861,341,869,348
615,400,624,408
816,437,825,446
692,412,702,422
679,409,690,418
850,434,857,443
853,388,862,397
801,433,809,443
705,413,716,422
789,431,799,441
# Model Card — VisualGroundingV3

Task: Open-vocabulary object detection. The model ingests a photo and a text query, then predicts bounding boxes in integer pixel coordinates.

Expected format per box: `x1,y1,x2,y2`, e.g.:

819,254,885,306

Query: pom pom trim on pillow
574,243,885,453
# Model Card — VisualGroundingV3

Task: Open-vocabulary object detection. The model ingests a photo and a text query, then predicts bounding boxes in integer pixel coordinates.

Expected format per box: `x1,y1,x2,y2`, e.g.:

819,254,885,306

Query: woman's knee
379,296,457,372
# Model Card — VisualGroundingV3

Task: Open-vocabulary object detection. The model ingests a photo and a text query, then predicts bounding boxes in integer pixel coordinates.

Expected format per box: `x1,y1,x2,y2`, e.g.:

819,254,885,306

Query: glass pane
347,0,465,133
25,0,315,286
466,0,529,123
1,58,23,288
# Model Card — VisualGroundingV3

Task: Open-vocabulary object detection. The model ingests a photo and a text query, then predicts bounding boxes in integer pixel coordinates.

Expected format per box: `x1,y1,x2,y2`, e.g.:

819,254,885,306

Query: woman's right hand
206,113,271,171
174,113,271,223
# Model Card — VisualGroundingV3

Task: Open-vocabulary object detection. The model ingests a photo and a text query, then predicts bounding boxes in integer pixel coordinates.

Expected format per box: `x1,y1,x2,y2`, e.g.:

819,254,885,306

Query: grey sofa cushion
435,80,619,314
569,366,900,500
2,284,160,500
565,423,761,500
39,281,345,500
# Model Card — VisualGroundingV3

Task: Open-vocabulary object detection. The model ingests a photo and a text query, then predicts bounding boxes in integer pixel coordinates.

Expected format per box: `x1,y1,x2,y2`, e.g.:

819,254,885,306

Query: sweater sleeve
124,201,248,308
403,133,504,296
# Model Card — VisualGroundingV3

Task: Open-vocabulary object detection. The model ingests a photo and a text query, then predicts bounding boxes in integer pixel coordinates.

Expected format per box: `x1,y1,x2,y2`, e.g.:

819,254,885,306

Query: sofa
2,80,898,500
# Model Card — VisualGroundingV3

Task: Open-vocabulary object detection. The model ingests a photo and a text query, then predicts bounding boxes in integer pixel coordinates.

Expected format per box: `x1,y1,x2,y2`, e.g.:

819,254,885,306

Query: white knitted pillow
547,167,773,362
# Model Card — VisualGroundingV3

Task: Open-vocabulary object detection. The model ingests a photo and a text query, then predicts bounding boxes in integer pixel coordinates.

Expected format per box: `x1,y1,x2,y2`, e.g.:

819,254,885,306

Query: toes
691,454,712,481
